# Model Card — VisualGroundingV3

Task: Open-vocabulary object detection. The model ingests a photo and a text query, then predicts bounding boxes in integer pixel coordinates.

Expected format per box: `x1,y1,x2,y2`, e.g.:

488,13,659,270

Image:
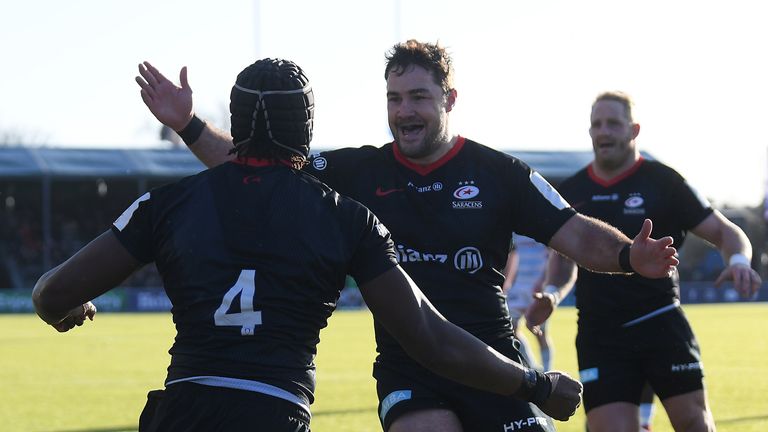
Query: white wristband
543,284,561,306
729,253,750,267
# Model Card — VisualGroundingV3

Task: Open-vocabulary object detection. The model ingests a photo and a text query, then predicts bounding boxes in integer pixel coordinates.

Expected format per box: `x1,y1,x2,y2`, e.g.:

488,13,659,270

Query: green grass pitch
1,303,766,431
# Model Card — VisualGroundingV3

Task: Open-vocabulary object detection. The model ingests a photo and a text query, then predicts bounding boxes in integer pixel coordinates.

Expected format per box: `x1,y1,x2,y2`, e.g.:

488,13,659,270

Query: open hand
630,219,678,279
524,292,556,334
135,61,194,131
715,262,762,299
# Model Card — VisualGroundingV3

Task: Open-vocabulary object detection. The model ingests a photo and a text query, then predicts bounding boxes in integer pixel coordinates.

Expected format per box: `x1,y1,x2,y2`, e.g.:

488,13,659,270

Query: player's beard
392,117,450,161
594,137,636,172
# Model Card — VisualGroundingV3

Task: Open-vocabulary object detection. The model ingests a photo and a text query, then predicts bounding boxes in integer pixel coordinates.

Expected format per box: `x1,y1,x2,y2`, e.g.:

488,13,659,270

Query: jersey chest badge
623,193,646,215
451,181,482,209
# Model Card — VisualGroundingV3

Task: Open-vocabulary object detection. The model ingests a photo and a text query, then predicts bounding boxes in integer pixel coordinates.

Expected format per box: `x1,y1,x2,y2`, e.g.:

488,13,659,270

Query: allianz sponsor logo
407,181,443,193
671,361,703,372
503,417,549,431
395,244,484,273
591,193,619,201
395,244,448,263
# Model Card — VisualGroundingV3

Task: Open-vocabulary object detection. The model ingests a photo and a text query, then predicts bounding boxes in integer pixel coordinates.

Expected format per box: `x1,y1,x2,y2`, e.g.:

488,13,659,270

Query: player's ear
445,89,457,113
631,122,640,139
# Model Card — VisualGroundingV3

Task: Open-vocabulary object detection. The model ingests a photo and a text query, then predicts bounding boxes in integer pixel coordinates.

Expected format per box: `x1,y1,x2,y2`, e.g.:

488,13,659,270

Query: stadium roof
0,146,614,183
0,147,206,179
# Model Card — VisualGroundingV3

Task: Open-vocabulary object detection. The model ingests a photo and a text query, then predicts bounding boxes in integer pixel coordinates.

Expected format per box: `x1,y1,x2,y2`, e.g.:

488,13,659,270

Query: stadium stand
1,147,764,310
0,147,205,289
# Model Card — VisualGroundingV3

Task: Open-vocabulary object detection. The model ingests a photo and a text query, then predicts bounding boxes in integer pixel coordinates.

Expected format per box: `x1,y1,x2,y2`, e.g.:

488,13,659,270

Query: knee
669,408,715,432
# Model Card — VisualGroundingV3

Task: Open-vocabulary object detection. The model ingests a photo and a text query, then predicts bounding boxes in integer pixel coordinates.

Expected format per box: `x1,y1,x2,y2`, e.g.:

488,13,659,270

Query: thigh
586,402,639,432
389,409,463,432
660,389,715,431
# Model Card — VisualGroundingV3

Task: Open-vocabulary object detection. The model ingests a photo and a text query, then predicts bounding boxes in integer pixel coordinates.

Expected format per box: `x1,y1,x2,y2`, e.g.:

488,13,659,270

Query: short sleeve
346,206,399,286
666,169,714,230
510,162,577,244
110,192,155,263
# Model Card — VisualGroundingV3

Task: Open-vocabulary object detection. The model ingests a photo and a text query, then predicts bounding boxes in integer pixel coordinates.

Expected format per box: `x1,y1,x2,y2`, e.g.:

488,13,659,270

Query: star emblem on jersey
453,185,479,200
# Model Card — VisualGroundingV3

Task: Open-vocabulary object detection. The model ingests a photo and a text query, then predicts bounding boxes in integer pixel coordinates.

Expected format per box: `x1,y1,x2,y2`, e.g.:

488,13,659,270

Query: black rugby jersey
306,137,575,359
111,158,398,406
557,157,713,326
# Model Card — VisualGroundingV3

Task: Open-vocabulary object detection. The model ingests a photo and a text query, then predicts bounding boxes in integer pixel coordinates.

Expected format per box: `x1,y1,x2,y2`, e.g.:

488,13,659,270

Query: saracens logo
452,181,482,209
453,183,480,199
625,195,644,208
623,193,646,215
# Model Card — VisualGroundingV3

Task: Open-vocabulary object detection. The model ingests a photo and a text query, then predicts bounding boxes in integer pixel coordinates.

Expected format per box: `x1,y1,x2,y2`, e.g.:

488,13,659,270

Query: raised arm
359,266,583,421
690,210,762,298
548,215,677,278
135,61,235,167
33,231,143,332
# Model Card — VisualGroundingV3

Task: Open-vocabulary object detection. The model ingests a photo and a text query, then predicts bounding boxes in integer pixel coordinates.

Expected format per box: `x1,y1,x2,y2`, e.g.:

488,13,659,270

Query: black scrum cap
230,58,314,157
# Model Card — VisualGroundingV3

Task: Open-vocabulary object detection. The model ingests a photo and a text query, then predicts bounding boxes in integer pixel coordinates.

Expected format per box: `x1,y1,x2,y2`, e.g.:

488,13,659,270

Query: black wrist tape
513,368,552,406
619,243,635,273
176,115,206,146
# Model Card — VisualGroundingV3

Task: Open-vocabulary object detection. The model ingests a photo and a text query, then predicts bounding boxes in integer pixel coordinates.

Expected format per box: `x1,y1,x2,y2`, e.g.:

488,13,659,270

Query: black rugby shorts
576,306,704,412
374,337,556,432
140,381,311,432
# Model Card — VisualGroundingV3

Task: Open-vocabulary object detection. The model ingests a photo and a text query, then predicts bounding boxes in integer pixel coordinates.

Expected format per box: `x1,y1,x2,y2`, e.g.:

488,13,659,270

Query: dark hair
384,40,454,94
229,58,314,168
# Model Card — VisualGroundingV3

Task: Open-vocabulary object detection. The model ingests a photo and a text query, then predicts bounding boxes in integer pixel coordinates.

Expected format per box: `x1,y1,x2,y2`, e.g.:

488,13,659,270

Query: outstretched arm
690,210,762,298
135,61,235,167
33,231,143,332
548,215,678,278
360,266,583,421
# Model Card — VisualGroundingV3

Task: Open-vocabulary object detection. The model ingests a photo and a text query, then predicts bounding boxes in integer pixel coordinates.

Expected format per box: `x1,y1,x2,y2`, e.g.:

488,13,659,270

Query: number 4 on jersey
214,269,262,336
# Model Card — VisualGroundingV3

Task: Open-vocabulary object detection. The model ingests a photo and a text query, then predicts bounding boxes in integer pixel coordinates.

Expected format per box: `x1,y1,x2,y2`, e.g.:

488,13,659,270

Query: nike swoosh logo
375,187,404,197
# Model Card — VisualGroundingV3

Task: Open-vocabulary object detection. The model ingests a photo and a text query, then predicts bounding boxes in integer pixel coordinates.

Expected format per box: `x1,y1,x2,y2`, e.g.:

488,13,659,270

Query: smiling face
386,65,456,163
589,98,640,173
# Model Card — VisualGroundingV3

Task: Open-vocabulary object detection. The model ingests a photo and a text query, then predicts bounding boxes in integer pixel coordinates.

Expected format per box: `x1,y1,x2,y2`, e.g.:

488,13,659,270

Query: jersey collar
392,136,466,176
587,156,645,187
231,157,294,168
